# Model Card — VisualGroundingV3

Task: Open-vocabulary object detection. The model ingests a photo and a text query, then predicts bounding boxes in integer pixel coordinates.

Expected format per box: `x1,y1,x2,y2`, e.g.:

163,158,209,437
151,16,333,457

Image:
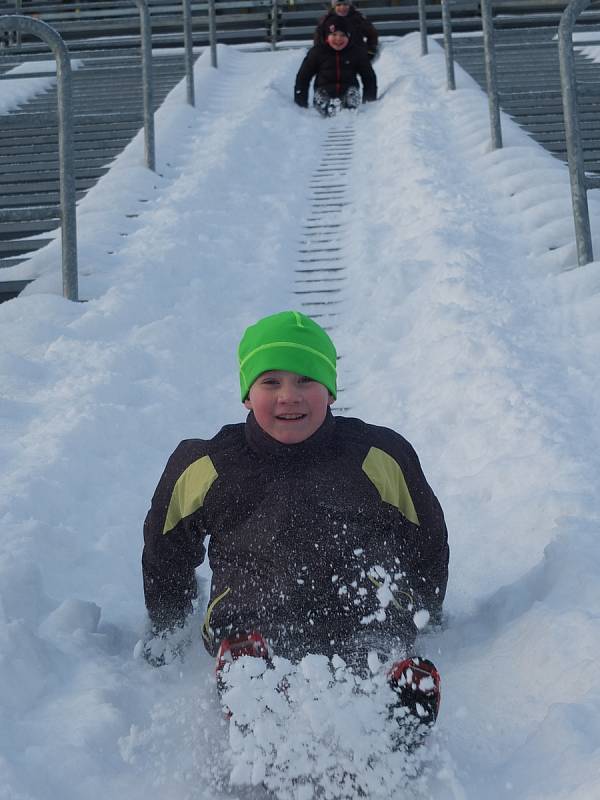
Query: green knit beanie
238,311,337,401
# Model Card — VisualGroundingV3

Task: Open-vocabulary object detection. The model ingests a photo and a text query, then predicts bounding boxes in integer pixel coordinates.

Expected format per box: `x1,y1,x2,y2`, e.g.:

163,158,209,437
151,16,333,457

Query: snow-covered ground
1,33,600,799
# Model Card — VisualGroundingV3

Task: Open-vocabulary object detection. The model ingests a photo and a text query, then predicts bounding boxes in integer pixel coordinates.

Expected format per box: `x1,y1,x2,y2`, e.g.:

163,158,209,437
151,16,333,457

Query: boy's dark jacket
315,7,379,58
294,42,377,108
143,411,449,657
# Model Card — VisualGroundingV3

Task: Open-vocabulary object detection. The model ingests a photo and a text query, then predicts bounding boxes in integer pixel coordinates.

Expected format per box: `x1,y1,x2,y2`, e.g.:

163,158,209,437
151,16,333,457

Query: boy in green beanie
142,311,449,731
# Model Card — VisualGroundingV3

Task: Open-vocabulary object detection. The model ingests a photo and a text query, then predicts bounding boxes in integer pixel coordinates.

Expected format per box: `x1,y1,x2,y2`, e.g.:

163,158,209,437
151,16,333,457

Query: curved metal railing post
208,0,218,68
559,0,594,265
480,0,502,149
418,0,428,56
0,15,78,301
133,0,155,171
182,0,195,105
441,0,456,91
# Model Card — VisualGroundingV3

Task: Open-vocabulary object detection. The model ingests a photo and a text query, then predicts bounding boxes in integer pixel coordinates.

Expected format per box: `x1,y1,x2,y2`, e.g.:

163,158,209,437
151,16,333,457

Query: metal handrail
558,0,594,265
208,0,217,67
182,0,195,104
441,0,456,90
0,14,78,301
481,0,503,149
270,0,279,50
418,0,428,55
133,0,156,171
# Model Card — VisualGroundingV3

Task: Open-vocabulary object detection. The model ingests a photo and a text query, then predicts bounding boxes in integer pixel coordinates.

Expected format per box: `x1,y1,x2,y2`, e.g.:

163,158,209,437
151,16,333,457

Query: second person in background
314,0,379,61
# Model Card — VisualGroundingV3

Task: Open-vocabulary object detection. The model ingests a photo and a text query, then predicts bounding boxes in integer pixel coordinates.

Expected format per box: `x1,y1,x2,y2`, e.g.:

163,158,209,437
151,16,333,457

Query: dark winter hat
327,17,350,36
332,0,352,6
238,311,337,401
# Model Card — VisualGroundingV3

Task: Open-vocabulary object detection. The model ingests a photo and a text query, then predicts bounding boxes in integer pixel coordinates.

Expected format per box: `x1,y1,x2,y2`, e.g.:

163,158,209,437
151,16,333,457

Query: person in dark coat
315,0,379,60
141,310,449,732
294,17,377,116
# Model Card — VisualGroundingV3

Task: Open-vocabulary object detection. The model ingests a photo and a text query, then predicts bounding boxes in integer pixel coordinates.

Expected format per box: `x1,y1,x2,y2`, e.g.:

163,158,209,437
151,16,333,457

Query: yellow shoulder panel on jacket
361,446,420,526
162,455,218,534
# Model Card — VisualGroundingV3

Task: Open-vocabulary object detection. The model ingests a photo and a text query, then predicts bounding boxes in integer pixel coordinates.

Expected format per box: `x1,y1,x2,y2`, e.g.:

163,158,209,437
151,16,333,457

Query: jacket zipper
336,52,341,96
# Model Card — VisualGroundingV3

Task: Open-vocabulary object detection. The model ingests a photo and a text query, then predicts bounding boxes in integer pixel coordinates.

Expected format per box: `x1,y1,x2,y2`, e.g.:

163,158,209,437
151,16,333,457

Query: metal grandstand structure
2,1,600,300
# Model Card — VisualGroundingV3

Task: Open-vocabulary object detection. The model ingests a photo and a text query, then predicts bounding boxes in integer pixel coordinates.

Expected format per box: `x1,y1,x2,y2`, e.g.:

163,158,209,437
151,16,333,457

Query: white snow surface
2,34,600,799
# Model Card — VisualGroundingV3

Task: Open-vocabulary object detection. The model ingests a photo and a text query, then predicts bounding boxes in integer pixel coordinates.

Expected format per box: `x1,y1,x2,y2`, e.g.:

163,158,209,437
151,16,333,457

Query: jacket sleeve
395,440,449,624
357,51,377,102
142,441,208,631
369,428,449,627
411,475,448,625
362,18,379,56
294,48,319,108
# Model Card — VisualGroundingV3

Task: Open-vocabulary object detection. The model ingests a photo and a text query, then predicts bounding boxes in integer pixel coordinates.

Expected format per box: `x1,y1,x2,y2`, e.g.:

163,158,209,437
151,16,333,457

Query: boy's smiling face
244,370,333,444
327,30,349,50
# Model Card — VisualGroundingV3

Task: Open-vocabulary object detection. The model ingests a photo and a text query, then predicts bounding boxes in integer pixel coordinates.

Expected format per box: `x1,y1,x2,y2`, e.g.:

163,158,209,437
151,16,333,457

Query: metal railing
0,14,78,300
133,0,156,170
481,0,502,149
208,0,217,66
429,0,600,266
0,1,487,51
0,0,277,49
0,1,196,300
558,0,595,264
441,0,456,90
3,0,600,303
182,0,196,101
419,0,428,54
421,1,501,146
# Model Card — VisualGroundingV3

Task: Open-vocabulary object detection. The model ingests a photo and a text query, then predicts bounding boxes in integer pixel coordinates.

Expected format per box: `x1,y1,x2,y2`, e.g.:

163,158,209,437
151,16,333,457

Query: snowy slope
1,35,600,799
